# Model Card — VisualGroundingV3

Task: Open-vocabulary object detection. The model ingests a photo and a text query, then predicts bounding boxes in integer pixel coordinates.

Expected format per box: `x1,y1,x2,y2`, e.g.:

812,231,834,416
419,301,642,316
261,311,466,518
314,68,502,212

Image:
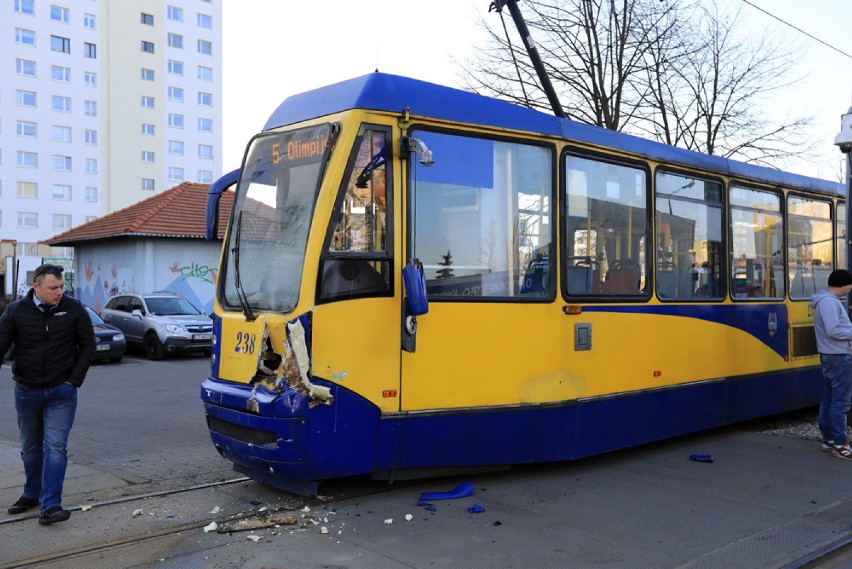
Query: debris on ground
689,454,714,463
217,512,300,533
203,521,218,533
417,481,474,506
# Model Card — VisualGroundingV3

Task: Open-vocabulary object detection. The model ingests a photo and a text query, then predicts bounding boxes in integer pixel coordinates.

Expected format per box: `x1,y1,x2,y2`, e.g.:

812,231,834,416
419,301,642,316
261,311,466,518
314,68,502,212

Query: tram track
1,474,424,568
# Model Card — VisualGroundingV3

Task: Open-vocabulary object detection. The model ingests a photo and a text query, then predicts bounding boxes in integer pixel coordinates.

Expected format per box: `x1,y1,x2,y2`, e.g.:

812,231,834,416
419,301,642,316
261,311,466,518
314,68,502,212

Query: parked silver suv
100,292,213,360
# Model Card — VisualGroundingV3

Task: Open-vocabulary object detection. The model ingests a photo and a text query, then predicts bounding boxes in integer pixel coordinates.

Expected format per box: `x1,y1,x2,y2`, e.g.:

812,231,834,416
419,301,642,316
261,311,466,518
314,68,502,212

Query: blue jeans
14,382,77,512
818,354,852,446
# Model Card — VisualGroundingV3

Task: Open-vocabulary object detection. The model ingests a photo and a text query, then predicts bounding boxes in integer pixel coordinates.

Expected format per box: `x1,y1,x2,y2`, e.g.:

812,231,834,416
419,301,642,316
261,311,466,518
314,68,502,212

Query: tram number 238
235,332,257,355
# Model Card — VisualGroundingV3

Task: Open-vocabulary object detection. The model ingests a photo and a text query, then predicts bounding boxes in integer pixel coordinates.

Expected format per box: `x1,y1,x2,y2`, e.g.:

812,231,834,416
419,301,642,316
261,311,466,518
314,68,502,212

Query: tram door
400,131,561,412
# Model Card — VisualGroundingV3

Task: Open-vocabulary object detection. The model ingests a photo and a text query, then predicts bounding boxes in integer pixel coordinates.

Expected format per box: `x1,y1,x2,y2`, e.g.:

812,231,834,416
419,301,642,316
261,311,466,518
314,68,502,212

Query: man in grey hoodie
811,269,852,460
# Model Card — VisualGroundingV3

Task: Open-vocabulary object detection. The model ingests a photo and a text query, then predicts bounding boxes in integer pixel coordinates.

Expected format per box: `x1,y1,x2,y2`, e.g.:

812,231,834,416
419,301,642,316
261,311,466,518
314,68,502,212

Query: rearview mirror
403,259,428,316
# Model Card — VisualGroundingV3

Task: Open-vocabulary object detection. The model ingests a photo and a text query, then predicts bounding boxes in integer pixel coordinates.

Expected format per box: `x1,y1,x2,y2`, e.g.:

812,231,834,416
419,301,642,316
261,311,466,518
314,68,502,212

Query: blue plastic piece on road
417,481,474,506
424,505,437,512
689,454,714,463
468,504,486,513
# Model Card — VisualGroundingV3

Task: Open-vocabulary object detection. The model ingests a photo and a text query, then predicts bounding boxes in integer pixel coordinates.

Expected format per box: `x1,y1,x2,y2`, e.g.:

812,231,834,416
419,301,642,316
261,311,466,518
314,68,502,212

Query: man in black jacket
0,264,95,525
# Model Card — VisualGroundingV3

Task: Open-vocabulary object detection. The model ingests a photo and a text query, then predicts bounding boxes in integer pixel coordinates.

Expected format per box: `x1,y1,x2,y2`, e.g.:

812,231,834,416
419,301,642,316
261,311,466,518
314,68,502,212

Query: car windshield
86,307,104,324
145,297,202,316
222,123,335,313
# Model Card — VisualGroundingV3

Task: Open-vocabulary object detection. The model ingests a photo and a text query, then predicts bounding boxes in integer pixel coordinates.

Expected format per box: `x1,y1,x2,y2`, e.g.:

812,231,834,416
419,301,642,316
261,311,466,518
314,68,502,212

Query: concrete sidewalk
2,427,852,568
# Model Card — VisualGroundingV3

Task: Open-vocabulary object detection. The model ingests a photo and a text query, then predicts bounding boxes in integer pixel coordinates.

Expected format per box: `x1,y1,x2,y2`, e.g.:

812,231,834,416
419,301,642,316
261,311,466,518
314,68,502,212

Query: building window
141,123,155,135
142,179,155,191
168,167,184,181
84,100,97,116
17,182,38,198
18,212,38,229
198,144,213,159
16,90,37,108
141,151,155,163
168,86,184,102
197,13,212,29
16,121,37,138
52,184,71,200
85,187,98,202
84,71,97,87
141,41,154,53
168,60,184,75
51,65,70,82
53,214,72,230
198,92,212,106
141,96,155,108
140,13,153,25
15,0,35,15
197,39,212,55
198,170,213,184
84,42,96,58
50,6,70,23
52,155,71,171
85,130,97,145
51,125,72,142
51,35,70,53
197,65,213,81
17,151,38,168
168,113,184,128
16,59,36,77
52,95,71,112
198,117,212,133
84,13,96,29
85,158,97,174
141,68,154,81
168,33,183,49
167,5,183,21
15,28,36,46
168,140,184,155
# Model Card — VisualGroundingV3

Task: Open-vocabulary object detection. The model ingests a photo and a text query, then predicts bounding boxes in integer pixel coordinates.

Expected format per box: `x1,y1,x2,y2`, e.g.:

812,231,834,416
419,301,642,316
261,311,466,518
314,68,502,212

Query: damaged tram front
202,84,413,495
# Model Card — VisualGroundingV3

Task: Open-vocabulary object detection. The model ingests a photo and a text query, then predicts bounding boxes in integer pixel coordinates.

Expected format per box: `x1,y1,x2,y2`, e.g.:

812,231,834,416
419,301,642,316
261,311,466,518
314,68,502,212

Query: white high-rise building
0,0,222,295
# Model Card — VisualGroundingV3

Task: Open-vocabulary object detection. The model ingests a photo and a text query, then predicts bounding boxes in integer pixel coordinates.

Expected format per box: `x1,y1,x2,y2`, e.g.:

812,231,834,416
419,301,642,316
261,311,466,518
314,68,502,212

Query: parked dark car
87,306,126,363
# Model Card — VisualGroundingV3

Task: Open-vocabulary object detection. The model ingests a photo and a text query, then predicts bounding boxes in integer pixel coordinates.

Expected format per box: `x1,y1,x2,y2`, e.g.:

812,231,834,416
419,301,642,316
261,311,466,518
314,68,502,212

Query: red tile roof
48,182,234,246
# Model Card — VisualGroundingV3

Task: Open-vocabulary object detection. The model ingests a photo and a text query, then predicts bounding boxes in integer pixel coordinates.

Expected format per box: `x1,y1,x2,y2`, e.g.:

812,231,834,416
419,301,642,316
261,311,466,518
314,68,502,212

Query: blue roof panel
263,72,843,197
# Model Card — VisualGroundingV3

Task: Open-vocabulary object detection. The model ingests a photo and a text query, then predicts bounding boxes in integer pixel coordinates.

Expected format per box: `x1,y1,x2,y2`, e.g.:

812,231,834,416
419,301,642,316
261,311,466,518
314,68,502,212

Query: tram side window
837,203,846,272
729,186,783,300
655,172,723,300
787,195,832,299
319,127,391,302
410,131,553,299
565,155,649,297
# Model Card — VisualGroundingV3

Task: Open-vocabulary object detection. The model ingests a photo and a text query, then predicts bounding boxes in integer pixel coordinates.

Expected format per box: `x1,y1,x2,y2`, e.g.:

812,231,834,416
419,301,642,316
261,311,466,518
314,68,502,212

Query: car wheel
144,334,165,360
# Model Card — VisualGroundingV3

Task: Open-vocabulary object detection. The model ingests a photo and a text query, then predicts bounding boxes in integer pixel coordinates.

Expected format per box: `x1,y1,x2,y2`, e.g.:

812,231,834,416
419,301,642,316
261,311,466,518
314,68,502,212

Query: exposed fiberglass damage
247,316,333,413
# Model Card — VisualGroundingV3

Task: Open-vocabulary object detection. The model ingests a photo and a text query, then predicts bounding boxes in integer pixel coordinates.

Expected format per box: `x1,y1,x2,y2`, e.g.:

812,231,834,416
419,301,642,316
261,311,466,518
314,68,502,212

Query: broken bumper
200,376,381,493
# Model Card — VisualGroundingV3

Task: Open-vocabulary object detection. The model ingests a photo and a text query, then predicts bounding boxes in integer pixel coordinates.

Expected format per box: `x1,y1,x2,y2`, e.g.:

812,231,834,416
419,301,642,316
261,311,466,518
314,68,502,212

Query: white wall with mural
72,239,223,313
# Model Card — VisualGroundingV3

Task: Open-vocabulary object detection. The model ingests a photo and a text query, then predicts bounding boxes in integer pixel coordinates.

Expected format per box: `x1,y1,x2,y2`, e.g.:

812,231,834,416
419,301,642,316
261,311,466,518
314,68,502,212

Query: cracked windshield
223,124,335,312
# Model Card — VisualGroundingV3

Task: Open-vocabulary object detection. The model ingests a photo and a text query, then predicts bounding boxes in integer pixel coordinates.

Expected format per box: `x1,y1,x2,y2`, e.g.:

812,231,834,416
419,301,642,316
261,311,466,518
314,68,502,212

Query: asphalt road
2,353,852,568
0,351,234,499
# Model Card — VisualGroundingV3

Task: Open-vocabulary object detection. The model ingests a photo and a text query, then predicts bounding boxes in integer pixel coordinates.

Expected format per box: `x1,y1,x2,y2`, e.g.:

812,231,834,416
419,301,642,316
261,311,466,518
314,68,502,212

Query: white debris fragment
301,506,311,513
384,518,393,525
209,506,221,514
203,521,219,533
259,506,268,512
287,320,333,401
80,505,92,512
405,514,413,522
246,534,262,542
323,517,328,523
132,509,143,518
321,526,328,534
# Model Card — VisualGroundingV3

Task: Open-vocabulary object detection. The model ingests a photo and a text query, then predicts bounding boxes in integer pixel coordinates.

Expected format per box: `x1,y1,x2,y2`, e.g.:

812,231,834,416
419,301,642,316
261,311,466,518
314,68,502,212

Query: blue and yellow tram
202,73,843,495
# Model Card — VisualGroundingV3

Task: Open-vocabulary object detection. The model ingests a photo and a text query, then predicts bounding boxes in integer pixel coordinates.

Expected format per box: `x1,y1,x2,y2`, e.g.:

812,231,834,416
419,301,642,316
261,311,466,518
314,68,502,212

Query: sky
221,1,852,182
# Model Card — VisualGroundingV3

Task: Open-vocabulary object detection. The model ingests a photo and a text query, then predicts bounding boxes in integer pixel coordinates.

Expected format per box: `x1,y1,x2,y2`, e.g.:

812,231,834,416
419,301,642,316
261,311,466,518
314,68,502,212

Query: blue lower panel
201,367,822,492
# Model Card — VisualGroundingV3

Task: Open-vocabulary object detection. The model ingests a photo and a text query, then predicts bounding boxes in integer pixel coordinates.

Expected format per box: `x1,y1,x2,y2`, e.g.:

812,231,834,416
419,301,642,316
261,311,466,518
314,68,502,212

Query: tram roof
265,72,843,198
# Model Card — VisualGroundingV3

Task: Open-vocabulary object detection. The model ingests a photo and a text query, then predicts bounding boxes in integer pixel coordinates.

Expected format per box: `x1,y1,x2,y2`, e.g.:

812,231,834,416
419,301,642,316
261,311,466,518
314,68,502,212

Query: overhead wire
740,0,852,60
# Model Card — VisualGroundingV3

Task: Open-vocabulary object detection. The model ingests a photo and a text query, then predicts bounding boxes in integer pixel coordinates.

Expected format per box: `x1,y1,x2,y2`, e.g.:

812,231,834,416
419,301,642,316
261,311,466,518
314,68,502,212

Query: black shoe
8,496,39,515
38,506,70,525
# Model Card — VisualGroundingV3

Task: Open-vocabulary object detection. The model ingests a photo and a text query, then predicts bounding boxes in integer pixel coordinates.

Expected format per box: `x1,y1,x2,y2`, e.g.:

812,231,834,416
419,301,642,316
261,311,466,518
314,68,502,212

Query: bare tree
462,0,813,166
